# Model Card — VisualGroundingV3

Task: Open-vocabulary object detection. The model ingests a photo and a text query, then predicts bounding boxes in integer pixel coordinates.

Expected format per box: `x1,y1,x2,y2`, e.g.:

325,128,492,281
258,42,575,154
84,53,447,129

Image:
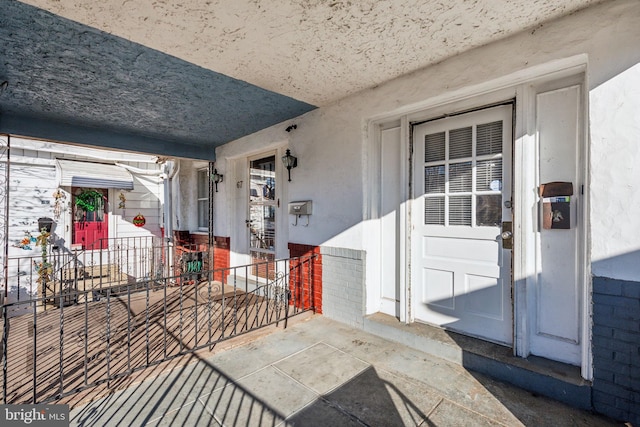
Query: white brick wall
321,246,365,328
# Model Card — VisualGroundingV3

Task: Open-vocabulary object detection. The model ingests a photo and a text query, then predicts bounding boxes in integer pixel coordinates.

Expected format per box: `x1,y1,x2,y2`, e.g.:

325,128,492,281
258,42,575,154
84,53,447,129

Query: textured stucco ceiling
0,0,602,158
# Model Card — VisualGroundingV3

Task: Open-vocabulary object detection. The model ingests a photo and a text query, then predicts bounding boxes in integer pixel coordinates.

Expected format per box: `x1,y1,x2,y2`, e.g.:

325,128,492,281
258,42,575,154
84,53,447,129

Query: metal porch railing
0,254,317,404
5,236,165,305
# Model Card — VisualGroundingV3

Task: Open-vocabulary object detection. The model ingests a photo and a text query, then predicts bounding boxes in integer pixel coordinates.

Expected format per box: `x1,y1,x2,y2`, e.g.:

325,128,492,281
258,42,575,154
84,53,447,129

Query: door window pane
476,121,503,156
249,204,275,251
449,126,472,159
476,160,502,191
425,197,445,225
425,166,445,193
476,195,502,226
449,162,472,192
449,196,472,226
425,132,445,163
250,156,276,200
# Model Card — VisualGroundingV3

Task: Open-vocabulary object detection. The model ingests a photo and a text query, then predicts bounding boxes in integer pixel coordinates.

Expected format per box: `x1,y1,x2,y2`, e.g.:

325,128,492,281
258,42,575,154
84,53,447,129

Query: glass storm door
411,105,513,344
248,155,276,278
72,188,108,250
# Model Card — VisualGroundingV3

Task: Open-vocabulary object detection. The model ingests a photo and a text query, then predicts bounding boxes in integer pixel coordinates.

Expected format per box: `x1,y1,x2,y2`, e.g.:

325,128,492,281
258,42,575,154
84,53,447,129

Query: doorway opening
410,104,514,345
248,154,277,279
72,187,108,250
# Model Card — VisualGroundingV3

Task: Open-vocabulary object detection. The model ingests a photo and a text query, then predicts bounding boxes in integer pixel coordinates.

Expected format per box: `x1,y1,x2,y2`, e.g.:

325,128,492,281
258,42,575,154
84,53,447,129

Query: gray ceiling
0,1,315,160
0,0,601,160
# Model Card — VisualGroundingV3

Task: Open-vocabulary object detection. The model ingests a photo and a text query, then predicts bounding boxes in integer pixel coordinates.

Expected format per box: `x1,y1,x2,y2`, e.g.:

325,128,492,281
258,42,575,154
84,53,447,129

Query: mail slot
288,201,312,215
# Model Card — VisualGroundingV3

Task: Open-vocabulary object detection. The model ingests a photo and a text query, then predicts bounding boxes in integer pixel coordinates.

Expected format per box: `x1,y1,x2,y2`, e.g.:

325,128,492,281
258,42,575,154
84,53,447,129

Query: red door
73,188,108,250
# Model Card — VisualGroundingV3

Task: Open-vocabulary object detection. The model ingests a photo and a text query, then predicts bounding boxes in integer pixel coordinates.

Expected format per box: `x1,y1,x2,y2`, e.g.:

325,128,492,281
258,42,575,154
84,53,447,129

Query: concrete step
363,312,592,411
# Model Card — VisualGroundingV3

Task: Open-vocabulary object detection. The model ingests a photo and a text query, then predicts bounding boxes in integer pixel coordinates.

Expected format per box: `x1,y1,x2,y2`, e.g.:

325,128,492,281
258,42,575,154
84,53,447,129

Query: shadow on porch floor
364,312,591,411
69,314,619,426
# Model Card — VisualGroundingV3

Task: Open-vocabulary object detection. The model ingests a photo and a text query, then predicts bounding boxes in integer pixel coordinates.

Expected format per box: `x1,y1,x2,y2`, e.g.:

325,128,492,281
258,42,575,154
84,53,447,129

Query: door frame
247,152,278,266
71,187,109,249
367,56,591,379
228,146,290,269
409,103,515,345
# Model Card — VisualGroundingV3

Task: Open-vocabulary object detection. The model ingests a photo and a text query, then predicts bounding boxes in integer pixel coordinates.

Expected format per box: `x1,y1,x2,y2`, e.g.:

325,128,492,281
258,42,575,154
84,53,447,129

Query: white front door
411,105,513,344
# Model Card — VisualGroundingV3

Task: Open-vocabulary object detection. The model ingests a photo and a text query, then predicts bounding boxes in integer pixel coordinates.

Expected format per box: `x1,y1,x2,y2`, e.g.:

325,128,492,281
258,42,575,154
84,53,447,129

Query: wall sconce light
281,149,298,182
210,169,224,192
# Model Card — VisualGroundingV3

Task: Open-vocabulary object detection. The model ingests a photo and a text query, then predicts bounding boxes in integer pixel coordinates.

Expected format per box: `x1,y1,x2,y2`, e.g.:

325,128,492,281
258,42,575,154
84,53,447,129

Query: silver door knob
501,230,513,240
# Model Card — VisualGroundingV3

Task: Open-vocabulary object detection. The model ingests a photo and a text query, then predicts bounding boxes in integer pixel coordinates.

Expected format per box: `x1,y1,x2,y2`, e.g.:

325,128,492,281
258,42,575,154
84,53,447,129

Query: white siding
5,139,164,257
112,172,163,238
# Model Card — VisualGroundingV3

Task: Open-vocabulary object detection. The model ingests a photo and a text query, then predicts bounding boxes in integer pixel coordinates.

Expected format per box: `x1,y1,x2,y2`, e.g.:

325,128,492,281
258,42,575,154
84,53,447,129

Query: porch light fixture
211,169,223,192
281,149,298,182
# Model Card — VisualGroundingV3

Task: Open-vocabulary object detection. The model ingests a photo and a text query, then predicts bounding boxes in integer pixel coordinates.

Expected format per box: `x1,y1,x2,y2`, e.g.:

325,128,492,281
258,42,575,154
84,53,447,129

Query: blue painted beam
0,113,215,160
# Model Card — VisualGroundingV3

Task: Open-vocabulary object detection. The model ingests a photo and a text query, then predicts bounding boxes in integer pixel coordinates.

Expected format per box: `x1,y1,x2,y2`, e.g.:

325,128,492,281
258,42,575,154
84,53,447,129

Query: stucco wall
214,0,640,282
589,63,640,282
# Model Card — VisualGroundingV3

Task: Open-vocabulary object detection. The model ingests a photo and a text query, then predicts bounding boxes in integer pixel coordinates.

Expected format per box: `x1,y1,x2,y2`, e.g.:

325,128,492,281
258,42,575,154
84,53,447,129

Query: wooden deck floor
1,280,290,404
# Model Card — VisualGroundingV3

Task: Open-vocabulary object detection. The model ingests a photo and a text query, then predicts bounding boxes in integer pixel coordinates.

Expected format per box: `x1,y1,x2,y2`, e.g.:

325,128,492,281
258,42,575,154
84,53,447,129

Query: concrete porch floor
69,314,620,426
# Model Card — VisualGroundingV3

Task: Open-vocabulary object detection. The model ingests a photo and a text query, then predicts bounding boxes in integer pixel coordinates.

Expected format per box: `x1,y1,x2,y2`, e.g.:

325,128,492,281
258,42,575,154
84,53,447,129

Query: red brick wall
213,236,230,282
189,234,231,282
173,232,227,283
191,233,209,249
288,243,322,314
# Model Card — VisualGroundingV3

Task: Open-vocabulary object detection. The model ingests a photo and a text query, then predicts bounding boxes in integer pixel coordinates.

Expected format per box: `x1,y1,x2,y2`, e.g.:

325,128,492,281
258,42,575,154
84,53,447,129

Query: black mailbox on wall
38,217,55,233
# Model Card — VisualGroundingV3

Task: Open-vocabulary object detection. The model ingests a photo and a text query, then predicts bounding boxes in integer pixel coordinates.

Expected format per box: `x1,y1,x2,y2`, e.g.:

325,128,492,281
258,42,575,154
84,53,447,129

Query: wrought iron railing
0,255,317,404
5,236,174,308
